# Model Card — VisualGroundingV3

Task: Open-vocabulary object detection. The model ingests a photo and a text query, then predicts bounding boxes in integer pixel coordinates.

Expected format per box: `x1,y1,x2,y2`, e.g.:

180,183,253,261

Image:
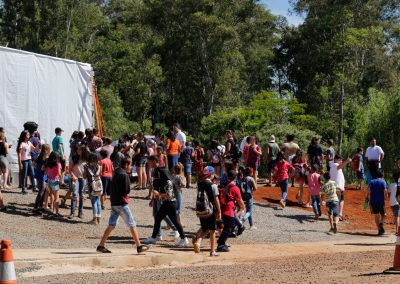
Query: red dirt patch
253,184,396,232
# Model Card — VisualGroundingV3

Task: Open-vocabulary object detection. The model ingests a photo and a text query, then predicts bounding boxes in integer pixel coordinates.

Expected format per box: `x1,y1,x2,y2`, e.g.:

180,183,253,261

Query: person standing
133,132,147,190
245,136,262,183
173,123,186,152
97,157,150,254
365,137,384,179
325,139,335,172
0,128,11,189
166,131,181,170
280,135,299,163
265,135,280,186
307,136,323,172
181,142,194,188
52,128,66,187
352,148,364,190
17,130,40,194
388,171,400,234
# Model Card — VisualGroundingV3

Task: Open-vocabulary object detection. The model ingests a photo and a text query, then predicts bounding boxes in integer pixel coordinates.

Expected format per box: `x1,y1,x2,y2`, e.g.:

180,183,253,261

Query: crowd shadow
274,214,316,224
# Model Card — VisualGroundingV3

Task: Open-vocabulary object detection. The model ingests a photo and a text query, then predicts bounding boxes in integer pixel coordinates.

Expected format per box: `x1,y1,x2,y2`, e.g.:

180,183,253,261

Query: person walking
365,137,384,179
366,170,387,235
274,152,295,208
265,135,280,186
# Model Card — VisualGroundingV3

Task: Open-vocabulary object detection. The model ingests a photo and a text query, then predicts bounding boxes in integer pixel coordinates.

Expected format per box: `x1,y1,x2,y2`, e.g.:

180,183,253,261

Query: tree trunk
338,81,345,155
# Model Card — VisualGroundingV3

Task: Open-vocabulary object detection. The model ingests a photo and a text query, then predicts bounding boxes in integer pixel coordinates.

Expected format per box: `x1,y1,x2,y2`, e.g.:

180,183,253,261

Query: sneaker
156,236,163,241
137,245,150,253
216,245,230,252
22,190,28,195
96,245,111,253
142,237,157,245
250,226,257,230
55,213,63,218
314,216,319,221
175,237,189,248
329,228,334,233
68,214,74,219
279,200,286,208
174,230,180,241
78,212,83,219
237,225,245,236
193,242,200,253
333,223,337,234
210,251,219,257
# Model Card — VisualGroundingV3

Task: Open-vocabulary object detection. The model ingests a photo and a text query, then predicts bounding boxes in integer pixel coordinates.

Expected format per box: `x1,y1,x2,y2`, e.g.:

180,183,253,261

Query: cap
55,127,63,133
203,166,215,175
269,135,275,142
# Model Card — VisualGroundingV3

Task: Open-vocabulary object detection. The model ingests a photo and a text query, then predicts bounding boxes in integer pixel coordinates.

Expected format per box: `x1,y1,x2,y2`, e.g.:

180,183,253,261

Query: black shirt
135,141,147,158
0,142,6,156
110,167,131,206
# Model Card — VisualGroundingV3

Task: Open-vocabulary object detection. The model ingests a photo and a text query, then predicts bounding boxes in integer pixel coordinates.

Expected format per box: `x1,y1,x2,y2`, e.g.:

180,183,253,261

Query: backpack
195,180,214,219
230,142,242,159
87,166,103,197
211,149,221,164
239,177,253,202
294,164,305,178
219,184,235,210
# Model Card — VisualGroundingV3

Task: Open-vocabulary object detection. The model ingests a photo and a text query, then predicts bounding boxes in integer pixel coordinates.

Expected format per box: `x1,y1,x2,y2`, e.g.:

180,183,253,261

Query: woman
245,136,262,183
193,140,204,180
224,130,239,170
133,132,148,190
274,151,295,208
166,131,180,170
84,153,103,224
307,136,323,172
17,130,40,194
292,149,308,206
0,128,11,189
68,143,87,219
207,140,222,176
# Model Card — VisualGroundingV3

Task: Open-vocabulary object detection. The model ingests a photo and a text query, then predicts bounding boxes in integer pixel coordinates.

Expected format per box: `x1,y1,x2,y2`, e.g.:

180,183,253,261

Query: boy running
367,170,387,236
320,172,341,233
97,157,149,253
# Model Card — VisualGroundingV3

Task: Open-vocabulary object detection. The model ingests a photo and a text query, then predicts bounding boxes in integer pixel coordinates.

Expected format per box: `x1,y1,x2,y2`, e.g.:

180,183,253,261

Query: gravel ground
0,184,356,250
18,250,398,284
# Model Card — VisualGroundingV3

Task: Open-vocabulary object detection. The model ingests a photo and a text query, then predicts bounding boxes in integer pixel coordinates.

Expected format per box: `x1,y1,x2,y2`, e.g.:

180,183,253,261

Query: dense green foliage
1,0,400,173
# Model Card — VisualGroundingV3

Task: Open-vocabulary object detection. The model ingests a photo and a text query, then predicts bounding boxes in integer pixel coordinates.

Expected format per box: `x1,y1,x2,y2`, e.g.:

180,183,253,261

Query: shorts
0,155,8,170
199,213,217,231
326,201,339,217
109,205,137,228
370,204,385,215
135,157,147,167
48,179,60,191
184,163,192,175
356,171,364,180
267,160,275,174
391,205,400,217
247,162,258,172
60,158,66,172
101,176,112,196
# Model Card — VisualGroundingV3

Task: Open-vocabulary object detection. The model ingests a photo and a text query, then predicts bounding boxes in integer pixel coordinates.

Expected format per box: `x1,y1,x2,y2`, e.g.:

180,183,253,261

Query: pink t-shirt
20,141,33,161
274,160,295,183
46,163,61,180
307,172,321,196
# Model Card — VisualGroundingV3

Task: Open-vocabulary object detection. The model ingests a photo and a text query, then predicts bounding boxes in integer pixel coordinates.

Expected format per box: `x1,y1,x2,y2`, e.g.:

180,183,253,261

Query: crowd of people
0,124,399,256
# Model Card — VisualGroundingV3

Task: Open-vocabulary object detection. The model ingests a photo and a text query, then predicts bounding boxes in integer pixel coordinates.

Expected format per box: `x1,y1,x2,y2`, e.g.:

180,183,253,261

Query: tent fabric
0,46,94,168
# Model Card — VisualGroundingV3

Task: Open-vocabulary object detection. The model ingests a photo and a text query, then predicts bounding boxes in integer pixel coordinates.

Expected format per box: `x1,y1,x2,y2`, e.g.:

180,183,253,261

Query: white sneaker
250,226,257,230
156,236,163,241
174,231,180,241
175,237,189,248
142,237,157,244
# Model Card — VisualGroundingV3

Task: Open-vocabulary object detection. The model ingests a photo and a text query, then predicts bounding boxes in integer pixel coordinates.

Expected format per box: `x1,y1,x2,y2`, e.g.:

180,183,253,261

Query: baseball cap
203,166,215,175
55,127,63,133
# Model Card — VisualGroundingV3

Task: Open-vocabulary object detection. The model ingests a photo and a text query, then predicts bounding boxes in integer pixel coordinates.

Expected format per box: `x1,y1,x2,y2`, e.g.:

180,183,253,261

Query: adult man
217,170,245,252
365,137,384,179
366,170,387,235
265,135,280,186
97,157,150,253
173,123,186,152
281,135,299,163
52,127,66,187
193,166,221,256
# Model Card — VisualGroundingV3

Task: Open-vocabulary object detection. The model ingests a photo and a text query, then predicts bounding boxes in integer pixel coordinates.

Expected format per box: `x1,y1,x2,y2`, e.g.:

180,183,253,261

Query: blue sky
260,0,304,26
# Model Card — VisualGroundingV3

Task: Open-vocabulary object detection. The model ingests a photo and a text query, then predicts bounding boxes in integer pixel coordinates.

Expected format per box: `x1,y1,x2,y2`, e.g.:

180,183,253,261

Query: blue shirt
369,178,387,205
52,135,64,156
181,146,194,164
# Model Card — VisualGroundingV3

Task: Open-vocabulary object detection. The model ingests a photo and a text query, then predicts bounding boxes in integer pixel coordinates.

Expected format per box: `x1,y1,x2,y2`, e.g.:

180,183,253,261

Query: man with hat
265,135,280,186
193,166,221,256
217,170,245,252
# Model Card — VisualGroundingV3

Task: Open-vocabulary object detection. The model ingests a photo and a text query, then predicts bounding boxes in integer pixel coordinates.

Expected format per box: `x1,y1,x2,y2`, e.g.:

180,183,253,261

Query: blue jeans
311,195,321,216
22,159,35,192
152,200,177,237
168,154,179,170
176,191,182,216
34,179,46,209
279,179,289,202
71,178,84,215
91,195,101,217
242,198,254,226
109,205,136,228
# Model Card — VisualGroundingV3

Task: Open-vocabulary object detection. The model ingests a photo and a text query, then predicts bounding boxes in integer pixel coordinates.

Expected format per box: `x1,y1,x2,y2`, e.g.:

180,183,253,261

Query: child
100,149,113,210
33,144,51,215
45,151,62,217
181,142,194,188
240,167,257,229
387,172,400,234
329,155,352,221
156,146,167,168
274,151,295,208
68,144,87,219
292,149,308,206
367,170,387,235
352,148,364,190
97,157,149,254
85,153,103,224
173,163,186,227
307,164,321,220
320,172,341,233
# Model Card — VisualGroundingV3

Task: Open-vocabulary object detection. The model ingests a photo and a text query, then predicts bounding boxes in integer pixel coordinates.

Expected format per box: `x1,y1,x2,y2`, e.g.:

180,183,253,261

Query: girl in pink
45,151,62,217
274,152,295,208
292,149,308,206
307,164,321,220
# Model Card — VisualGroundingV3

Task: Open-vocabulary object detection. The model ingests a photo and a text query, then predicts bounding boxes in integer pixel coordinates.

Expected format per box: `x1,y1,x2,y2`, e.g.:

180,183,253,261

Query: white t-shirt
329,161,345,190
175,131,186,150
282,142,299,162
19,141,33,161
387,182,399,206
365,146,384,161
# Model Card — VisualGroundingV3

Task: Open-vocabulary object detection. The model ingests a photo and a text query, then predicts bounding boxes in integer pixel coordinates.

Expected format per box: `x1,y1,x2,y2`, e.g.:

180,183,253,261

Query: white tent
0,46,94,171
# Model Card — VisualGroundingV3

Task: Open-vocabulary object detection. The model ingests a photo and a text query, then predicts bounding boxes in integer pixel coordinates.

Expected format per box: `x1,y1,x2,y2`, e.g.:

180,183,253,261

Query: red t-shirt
274,160,294,183
219,182,242,217
100,158,113,177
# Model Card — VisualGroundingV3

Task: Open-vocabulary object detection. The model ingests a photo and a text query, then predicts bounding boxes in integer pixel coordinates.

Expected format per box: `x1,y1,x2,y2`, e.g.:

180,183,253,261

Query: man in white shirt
330,155,352,221
365,137,384,179
173,123,186,152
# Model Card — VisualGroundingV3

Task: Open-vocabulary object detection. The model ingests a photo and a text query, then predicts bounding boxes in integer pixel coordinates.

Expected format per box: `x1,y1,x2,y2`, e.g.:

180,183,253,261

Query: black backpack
239,177,252,202
196,180,214,218
230,141,242,159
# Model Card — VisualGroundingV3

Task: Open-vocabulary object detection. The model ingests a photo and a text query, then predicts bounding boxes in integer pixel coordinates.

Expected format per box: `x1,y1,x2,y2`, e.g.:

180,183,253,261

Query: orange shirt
166,139,180,155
